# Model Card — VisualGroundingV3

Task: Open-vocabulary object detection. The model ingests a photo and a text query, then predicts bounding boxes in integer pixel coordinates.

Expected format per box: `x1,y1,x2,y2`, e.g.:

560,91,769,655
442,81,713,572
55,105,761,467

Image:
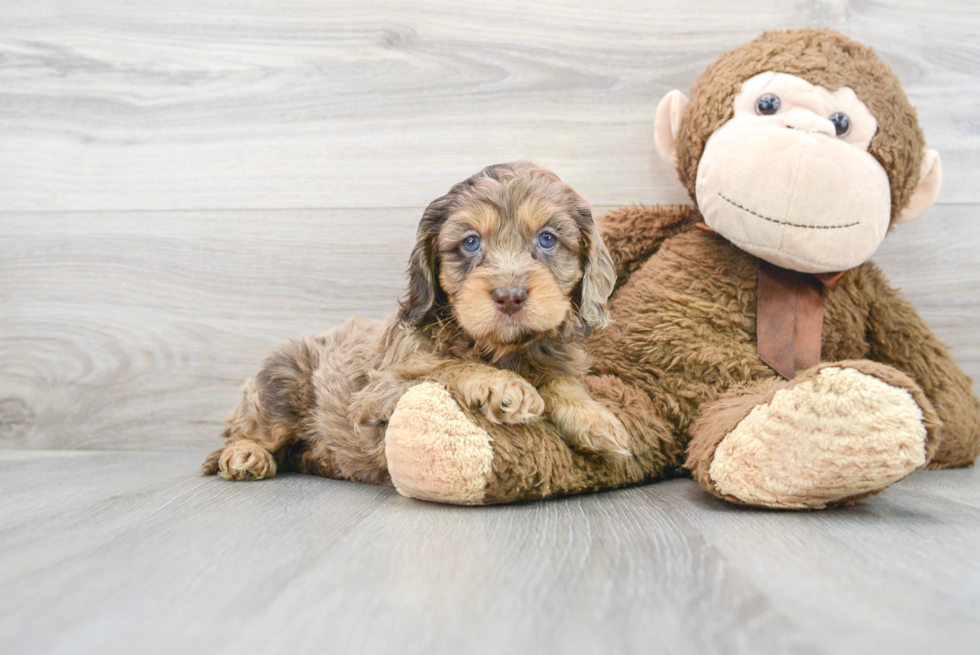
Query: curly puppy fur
202,161,623,484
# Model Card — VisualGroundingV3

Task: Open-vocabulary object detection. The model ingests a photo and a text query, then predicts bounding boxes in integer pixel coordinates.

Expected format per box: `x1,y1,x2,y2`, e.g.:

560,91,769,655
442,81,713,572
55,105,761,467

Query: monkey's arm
596,204,700,288
865,269,980,468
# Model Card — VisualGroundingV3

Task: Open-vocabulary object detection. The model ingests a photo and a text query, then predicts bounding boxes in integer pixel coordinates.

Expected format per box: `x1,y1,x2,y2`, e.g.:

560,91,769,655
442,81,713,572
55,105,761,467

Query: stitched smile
718,192,859,230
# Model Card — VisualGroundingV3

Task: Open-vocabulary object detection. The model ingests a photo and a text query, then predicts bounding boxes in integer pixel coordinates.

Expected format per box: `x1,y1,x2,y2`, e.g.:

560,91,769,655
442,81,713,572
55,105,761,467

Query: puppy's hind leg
201,377,283,481
215,440,278,481
205,336,321,480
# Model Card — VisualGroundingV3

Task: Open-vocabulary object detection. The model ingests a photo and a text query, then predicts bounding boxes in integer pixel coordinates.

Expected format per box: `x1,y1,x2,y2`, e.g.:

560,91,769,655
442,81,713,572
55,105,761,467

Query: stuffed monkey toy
381,28,980,509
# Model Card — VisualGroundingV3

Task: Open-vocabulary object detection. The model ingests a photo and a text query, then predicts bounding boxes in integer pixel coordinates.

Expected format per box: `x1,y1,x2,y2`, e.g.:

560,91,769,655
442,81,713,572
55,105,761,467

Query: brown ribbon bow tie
757,261,847,380
696,221,845,380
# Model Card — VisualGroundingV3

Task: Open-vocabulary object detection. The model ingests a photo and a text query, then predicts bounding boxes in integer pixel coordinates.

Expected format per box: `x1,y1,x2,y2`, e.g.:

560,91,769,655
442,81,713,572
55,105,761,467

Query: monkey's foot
695,363,934,509
386,382,493,505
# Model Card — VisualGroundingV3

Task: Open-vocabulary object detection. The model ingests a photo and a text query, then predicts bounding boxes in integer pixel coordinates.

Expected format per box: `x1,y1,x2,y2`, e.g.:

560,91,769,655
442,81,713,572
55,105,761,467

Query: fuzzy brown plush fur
381,29,979,509
202,161,625,483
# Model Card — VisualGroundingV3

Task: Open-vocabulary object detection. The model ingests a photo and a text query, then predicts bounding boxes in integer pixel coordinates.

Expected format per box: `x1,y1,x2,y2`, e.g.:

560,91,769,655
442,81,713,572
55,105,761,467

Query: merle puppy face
399,162,615,346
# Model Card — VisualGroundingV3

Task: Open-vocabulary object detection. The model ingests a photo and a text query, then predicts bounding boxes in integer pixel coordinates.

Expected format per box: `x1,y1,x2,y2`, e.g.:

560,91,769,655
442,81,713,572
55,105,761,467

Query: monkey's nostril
491,286,529,315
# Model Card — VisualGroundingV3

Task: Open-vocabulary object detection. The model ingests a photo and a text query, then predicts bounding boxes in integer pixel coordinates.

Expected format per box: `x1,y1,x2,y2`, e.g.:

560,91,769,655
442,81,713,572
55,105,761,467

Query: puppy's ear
576,205,616,329
398,195,452,327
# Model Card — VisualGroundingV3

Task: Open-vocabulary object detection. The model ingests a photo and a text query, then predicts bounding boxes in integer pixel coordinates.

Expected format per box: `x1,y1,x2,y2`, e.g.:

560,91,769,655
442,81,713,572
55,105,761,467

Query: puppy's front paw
555,402,631,457
460,372,544,424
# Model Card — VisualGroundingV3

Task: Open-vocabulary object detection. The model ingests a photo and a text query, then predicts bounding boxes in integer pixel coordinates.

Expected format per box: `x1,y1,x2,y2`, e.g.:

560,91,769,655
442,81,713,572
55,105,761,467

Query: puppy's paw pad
218,441,277,481
564,406,631,456
586,411,631,457
485,376,544,424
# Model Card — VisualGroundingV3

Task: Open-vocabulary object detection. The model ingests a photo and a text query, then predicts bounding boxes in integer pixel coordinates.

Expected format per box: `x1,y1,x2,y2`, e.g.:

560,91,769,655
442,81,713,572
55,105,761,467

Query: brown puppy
202,161,626,484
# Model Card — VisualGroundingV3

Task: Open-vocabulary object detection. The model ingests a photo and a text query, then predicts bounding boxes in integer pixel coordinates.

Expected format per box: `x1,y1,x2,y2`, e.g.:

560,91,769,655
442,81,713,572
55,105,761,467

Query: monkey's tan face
437,197,585,345
696,72,891,273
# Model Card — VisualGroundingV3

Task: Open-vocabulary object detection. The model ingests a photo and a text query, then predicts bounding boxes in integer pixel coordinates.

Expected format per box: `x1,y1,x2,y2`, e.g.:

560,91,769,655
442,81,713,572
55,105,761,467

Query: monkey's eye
537,231,557,251
755,94,781,115
462,235,481,253
829,112,850,137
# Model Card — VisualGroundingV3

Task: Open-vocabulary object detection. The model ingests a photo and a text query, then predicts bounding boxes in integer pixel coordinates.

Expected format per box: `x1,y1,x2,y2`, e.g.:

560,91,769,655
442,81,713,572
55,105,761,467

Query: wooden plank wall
1,0,978,450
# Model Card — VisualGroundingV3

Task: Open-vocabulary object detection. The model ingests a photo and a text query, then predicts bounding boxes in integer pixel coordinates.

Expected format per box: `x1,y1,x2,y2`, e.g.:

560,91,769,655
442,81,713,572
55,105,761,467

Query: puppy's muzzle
491,286,528,316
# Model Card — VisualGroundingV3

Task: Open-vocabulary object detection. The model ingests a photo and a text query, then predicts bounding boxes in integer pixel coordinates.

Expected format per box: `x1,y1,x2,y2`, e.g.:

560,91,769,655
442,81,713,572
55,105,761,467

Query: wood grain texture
0,208,421,449
0,0,979,211
2,204,977,451
0,450,978,655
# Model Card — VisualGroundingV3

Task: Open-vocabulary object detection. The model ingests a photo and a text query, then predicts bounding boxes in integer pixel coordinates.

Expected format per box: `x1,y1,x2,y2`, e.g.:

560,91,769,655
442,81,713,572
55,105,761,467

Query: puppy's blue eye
462,235,481,253
538,232,557,250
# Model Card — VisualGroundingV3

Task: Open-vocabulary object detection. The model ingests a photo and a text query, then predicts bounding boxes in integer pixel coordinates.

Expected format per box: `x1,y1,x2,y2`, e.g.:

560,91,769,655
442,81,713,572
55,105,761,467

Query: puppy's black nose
491,286,528,315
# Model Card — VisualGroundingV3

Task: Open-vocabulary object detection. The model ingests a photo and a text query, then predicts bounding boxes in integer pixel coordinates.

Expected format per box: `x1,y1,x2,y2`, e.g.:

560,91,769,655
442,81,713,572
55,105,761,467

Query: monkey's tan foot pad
709,366,929,509
386,382,493,505
217,440,278,481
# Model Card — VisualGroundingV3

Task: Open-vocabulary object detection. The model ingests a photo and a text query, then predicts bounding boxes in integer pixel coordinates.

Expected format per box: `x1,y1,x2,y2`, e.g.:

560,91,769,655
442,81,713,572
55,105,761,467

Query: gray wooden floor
1,450,979,655
3,1,980,653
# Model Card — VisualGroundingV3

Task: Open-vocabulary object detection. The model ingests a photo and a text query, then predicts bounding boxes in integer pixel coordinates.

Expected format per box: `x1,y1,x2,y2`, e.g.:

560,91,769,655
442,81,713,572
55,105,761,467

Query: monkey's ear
896,149,942,224
578,208,617,329
654,90,690,166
